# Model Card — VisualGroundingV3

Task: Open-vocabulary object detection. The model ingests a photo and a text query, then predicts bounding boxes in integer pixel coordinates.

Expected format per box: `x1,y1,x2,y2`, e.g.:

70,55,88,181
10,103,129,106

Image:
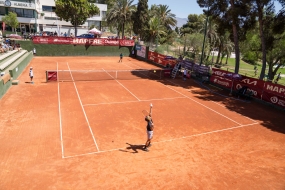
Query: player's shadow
119,143,145,154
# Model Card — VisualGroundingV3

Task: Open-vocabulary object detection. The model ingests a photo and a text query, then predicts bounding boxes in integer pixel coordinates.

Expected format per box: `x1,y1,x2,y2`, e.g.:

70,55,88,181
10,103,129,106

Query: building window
44,17,60,20
42,6,56,12
8,8,35,18
9,8,23,17
87,20,100,29
102,11,106,18
23,9,34,18
0,7,5,15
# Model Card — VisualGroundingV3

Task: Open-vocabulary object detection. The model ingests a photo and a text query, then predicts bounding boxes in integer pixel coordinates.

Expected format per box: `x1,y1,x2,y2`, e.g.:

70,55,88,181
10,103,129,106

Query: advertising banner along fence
32,36,135,47
210,68,285,109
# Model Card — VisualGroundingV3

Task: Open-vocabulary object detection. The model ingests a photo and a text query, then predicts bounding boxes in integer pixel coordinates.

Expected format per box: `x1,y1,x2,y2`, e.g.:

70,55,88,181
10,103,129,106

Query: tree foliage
106,0,136,38
55,0,99,36
197,0,256,73
1,12,19,33
132,0,149,40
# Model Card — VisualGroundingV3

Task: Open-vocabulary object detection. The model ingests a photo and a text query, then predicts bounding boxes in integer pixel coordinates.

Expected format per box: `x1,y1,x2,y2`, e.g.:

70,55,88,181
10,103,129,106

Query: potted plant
40,13,45,17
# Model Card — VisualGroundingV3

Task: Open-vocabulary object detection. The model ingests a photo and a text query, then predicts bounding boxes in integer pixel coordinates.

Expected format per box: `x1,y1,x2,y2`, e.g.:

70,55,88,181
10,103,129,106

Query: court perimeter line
57,62,65,159
83,97,186,106
62,122,259,159
102,68,141,101
67,63,100,151
165,80,242,125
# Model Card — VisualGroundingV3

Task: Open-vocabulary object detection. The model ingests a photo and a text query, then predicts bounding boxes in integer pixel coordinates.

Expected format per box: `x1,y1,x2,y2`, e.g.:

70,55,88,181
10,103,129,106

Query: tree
55,0,99,36
197,0,256,73
147,16,166,46
106,0,136,38
263,10,285,80
132,0,149,40
1,12,19,33
155,5,177,30
250,0,285,79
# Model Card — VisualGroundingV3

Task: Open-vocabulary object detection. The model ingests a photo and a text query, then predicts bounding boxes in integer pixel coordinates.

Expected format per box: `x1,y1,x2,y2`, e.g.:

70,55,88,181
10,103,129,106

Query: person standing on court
119,53,123,62
143,105,154,152
29,67,34,84
183,69,187,81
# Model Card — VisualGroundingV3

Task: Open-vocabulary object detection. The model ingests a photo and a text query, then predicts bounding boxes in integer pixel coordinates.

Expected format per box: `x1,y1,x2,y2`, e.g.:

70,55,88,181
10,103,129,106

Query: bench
1,73,11,84
0,50,18,61
0,50,27,70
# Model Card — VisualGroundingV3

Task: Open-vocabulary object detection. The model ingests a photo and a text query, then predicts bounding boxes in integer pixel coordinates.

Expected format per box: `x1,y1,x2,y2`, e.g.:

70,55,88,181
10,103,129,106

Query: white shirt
29,70,33,77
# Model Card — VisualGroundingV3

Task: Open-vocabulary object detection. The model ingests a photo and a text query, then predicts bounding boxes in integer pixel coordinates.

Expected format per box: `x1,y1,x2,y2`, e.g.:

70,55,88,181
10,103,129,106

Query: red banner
262,92,285,108
233,76,265,99
46,71,57,81
32,36,135,46
2,22,5,32
211,68,232,77
148,51,177,67
263,82,285,97
210,75,232,88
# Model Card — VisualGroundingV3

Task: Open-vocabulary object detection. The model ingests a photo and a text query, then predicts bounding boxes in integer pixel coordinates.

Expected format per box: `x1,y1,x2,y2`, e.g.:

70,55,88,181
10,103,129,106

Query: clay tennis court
0,56,284,189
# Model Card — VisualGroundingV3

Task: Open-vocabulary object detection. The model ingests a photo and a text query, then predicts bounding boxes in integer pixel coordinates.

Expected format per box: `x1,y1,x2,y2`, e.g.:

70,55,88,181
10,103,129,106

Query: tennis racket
142,103,153,116
142,110,149,117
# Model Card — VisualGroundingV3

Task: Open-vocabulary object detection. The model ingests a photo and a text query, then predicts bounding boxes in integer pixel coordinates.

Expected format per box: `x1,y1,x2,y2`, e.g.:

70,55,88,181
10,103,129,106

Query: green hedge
0,79,12,99
18,40,133,56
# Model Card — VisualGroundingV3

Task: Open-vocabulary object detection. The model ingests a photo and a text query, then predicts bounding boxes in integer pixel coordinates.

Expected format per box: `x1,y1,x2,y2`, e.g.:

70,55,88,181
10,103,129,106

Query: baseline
63,122,259,159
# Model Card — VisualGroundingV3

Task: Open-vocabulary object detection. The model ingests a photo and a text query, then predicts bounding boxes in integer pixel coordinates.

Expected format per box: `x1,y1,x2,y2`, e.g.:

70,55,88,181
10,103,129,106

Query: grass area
209,56,285,85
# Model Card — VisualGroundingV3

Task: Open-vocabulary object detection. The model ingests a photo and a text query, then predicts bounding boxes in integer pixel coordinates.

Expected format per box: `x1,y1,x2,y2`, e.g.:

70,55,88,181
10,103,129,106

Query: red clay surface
0,57,285,189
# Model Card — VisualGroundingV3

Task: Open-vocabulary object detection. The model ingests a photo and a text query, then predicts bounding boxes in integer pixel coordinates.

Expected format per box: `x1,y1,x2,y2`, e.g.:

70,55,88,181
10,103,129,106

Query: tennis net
46,69,168,82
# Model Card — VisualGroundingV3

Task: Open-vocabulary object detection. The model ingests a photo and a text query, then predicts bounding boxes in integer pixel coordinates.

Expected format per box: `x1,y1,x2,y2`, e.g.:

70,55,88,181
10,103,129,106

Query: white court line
169,80,258,123
57,62,65,158
63,122,259,159
83,97,186,106
102,68,141,101
117,63,245,125
67,63,100,151
165,79,242,125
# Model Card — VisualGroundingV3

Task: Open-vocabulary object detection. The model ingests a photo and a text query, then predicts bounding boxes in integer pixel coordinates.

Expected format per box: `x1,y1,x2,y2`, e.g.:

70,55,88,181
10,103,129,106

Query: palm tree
106,0,136,38
147,16,166,47
156,5,177,29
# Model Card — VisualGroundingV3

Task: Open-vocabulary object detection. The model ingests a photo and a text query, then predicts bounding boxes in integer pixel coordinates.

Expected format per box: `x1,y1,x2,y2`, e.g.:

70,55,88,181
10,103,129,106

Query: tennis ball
154,70,156,73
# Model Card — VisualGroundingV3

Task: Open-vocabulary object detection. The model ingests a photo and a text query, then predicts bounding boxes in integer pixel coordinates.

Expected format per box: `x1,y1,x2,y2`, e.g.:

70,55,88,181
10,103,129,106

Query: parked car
76,33,95,39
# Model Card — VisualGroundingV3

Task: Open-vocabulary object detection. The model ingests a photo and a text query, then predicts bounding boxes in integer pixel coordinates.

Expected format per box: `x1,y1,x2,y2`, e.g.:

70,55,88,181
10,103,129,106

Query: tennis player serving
143,103,154,152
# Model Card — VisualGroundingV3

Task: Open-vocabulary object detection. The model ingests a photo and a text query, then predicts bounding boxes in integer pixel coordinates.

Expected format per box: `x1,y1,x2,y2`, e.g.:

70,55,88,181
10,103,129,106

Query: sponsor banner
182,60,194,70
263,82,285,97
210,75,232,89
262,92,285,108
137,45,146,58
46,71,57,81
211,68,232,77
32,36,135,46
135,45,141,50
233,76,265,99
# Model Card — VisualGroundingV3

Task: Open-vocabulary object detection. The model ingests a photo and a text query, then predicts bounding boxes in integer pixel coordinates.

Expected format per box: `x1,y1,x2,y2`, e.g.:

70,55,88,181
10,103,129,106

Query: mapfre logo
270,96,278,104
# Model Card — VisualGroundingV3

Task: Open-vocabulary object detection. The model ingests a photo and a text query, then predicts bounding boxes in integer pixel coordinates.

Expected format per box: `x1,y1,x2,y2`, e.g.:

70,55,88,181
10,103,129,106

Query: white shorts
147,130,153,139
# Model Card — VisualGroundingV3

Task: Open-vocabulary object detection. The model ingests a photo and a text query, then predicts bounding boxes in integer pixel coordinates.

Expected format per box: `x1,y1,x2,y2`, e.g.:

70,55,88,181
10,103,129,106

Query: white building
0,0,107,36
